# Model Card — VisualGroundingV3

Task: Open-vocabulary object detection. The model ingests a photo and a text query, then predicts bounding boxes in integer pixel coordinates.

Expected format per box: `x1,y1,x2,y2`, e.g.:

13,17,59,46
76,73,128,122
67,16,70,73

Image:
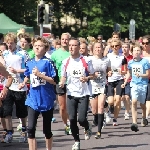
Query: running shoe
19,131,27,143
141,118,148,127
51,117,56,123
95,132,101,139
72,142,80,150
84,122,92,140
131,123,139,132
124,113,130,120
17,123,22,132
4,134,13,143
65,126,72,135
105,111,111,123
102,119,106,129
113,119,118,126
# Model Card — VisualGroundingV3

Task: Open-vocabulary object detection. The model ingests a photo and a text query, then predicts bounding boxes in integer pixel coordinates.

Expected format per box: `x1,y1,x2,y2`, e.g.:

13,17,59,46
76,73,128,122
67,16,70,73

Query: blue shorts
131,84,147,104
124,82,131,97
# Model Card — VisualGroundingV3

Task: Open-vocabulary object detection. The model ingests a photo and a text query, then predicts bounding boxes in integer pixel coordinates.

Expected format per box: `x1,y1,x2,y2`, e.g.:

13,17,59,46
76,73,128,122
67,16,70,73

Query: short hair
69,37,80,46
122,42,130,49
142,35,150,43
20,33,31,43
112,31,120,37
4,33,17,43
32,36,50,49
93,42,104,50
61,32,71,39
0,42,8,50
97,35,103,38
131,42,142,52
111,39,122,46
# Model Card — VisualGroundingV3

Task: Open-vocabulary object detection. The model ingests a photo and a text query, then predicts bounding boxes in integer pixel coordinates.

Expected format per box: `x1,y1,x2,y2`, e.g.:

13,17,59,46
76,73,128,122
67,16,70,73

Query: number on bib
30,73,46,87
12,77,20,85
132,67,142,74
92,84,105,94
70,68,83,77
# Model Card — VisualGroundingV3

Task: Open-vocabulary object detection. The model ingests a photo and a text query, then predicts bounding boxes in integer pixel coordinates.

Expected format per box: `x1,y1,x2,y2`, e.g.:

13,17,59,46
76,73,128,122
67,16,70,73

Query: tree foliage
0,0,150,39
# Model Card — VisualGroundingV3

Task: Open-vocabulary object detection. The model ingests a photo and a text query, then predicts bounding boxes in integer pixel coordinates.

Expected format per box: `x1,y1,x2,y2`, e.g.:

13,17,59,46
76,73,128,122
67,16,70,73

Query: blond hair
61,32,71,39
4,33,17,43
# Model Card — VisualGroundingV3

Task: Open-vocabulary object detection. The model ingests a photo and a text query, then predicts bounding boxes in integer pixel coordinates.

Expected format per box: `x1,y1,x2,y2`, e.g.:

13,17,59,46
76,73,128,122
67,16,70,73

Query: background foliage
0,0,150,39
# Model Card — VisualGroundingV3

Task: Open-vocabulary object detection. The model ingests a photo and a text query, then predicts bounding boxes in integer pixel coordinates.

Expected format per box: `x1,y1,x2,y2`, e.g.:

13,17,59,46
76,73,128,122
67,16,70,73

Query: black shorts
146,80,150,101
55,84,67,96
108,79,124,97
0,90,28,118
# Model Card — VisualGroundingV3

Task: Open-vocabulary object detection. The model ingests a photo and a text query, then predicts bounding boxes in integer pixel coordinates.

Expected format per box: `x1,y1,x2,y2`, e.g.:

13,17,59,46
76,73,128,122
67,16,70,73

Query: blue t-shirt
24,56,56,112
128,58,149,86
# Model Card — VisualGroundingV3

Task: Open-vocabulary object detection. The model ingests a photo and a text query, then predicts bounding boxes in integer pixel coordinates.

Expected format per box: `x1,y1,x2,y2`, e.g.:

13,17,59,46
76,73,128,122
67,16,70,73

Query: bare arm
139,69,149,78
124,70,131,85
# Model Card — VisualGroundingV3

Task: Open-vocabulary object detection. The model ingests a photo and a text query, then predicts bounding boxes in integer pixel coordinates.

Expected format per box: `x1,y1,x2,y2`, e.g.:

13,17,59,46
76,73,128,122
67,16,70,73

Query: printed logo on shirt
30,72,46,87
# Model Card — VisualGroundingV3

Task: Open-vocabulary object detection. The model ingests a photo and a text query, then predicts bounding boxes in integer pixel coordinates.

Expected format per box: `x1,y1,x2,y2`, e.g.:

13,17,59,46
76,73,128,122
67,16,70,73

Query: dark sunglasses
111,45,119,48
142,42,150,45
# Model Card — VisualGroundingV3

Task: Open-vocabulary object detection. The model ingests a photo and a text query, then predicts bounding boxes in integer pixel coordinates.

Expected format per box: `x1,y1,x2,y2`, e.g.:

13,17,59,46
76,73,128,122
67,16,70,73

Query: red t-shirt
122,54,133,82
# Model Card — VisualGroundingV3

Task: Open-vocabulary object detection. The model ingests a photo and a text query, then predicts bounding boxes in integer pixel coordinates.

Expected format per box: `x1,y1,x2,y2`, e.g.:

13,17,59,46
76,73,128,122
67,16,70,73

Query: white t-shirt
61,55,95,97
89,56,110,94
3,50,28,91
107,53,127,82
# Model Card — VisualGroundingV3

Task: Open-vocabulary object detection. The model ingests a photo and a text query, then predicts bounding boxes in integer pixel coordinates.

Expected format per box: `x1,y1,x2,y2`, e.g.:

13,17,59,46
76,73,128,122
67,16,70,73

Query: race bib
12,77,20,85
30,72,46,87
132,65,143,75
70,67,84,78
92,84,105,94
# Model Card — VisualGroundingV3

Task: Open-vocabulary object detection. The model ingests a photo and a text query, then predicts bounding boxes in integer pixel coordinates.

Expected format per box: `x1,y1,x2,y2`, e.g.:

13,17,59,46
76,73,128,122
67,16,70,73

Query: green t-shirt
27,49,35,59
51,48,70,81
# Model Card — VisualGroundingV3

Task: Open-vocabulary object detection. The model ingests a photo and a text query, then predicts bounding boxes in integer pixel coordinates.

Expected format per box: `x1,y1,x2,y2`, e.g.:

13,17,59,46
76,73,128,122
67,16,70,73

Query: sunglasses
111,45,119,48
142,42,150,45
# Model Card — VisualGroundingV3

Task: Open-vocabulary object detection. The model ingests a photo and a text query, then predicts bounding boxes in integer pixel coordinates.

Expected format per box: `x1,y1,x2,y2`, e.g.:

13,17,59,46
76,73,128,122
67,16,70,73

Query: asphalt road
0,105,150,150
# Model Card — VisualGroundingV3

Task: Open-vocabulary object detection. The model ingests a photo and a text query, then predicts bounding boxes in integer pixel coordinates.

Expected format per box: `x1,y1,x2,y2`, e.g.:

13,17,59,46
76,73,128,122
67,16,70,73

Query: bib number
70,68,83,77
30,73,46,87
92,84,105,94
132,66,142,75
12,77,20,85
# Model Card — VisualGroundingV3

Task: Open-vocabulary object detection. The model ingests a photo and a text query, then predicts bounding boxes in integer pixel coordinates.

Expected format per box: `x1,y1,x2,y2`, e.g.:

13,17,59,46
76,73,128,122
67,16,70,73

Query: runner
2,33,28,143
60,38,94,150
89,42,111,139
122,43,149,131
107,39,127,126
18,36,56,150
121,43,133,120
141,35,150,121
51,33,71,134
20,33,35,59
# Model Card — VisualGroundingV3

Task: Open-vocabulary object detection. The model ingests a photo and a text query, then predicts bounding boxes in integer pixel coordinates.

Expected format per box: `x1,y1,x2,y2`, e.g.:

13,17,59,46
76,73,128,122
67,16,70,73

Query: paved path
0,106,150,150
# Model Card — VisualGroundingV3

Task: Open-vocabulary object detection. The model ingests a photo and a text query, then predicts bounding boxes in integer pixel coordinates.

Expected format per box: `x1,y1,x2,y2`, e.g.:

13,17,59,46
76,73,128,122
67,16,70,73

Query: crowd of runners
0,29,150,150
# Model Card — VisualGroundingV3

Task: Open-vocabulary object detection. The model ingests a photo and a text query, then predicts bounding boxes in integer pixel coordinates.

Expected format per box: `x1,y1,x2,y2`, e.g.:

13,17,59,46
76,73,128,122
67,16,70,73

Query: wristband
5,86,9,90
